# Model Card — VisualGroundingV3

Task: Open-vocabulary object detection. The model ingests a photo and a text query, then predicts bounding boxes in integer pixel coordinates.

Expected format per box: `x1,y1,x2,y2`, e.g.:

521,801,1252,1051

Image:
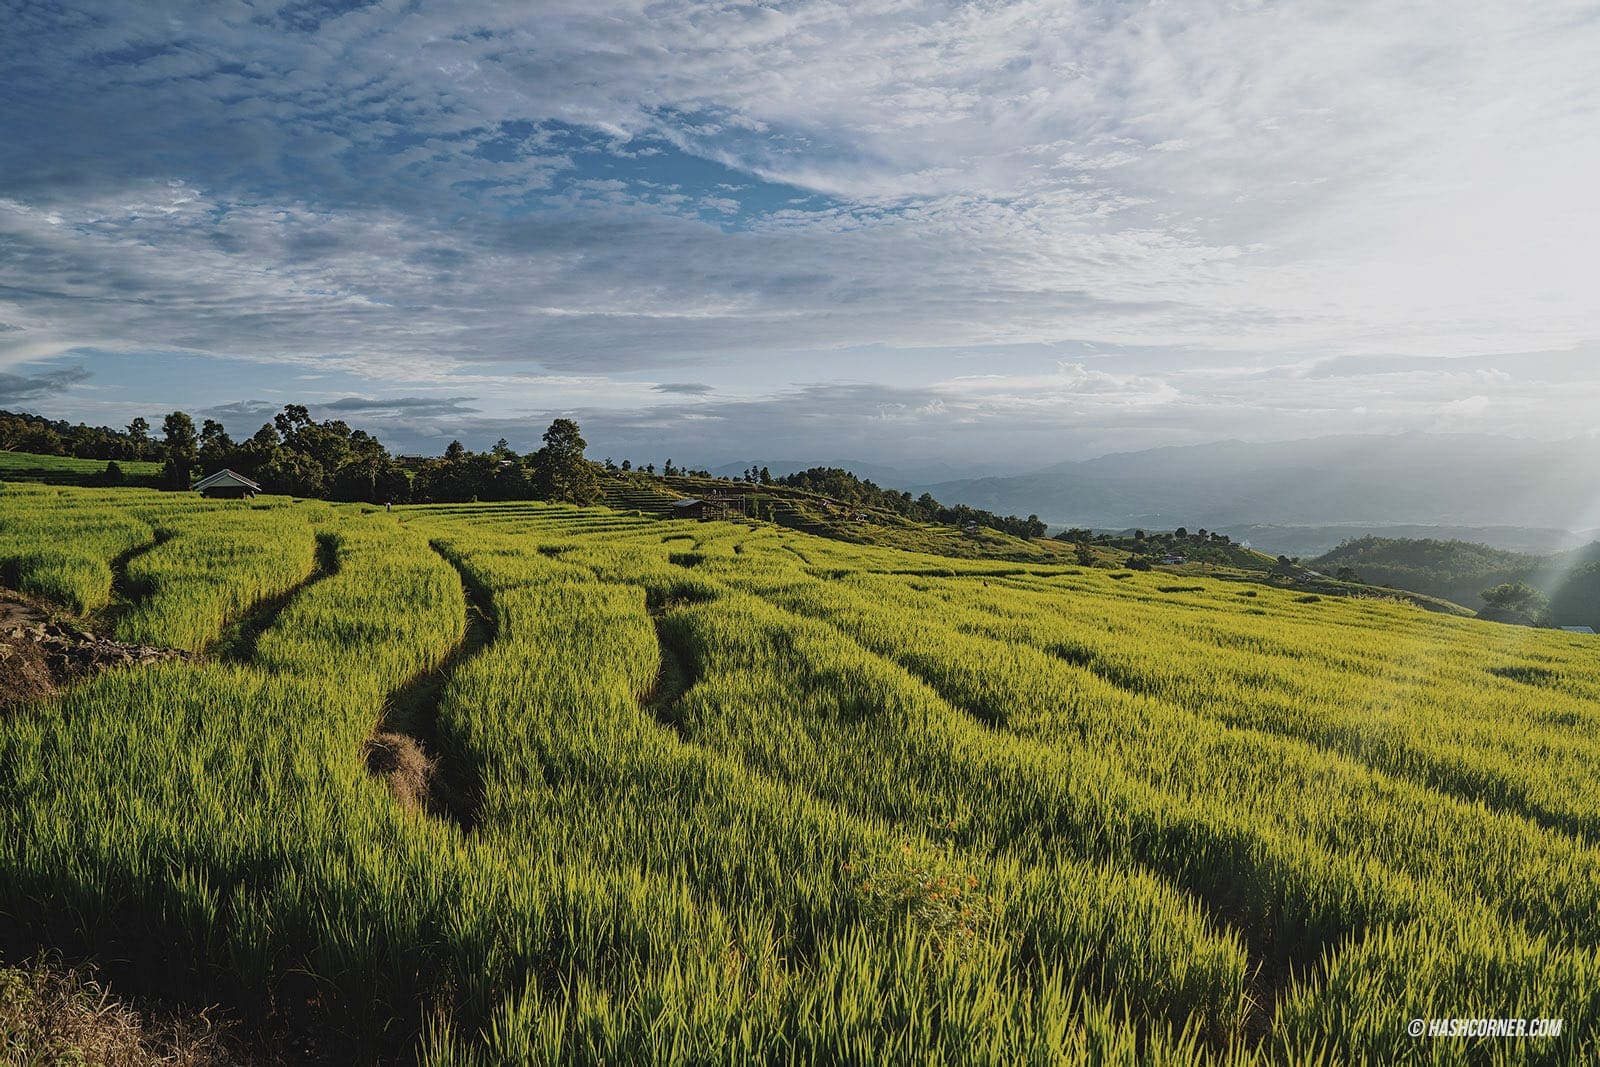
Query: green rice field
0,450,162,487
1,482,1596,1063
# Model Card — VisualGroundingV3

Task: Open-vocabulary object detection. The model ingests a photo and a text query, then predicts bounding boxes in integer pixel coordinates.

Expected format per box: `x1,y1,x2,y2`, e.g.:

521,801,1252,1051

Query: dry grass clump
0,958,240,1066
363,731,437,813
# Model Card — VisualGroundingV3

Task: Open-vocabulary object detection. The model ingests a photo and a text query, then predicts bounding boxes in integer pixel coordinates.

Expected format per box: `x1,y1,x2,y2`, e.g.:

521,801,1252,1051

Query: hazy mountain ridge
915,433,1600,537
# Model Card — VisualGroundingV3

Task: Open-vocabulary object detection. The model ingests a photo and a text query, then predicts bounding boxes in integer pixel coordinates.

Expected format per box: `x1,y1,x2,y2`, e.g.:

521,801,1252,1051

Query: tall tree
533,418,599,504
198,418,234,471
161,411,198,490
1480,582,1550,625
126,417,151,460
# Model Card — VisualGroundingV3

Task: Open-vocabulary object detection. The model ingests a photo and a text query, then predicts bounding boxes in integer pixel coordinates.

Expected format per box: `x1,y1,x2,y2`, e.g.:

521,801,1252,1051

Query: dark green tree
532,419,599,504
198,418,235,471
1550,564,1600,630
161,411,197,490
273,404,312,439
126,417,152,460
235,423,281,479
1480,582,1550,625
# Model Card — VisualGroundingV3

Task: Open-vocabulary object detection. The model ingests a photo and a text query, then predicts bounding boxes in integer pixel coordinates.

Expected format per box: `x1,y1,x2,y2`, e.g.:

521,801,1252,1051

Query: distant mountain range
908,433,1600,550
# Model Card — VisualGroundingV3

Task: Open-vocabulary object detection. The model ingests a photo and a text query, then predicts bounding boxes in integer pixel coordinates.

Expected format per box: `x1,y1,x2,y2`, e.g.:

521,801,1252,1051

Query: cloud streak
1,2,1597,462
0,366,92,406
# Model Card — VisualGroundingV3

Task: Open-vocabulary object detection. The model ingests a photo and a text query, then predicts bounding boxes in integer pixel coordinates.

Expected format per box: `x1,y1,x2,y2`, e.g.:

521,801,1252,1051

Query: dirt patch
1,593,189,711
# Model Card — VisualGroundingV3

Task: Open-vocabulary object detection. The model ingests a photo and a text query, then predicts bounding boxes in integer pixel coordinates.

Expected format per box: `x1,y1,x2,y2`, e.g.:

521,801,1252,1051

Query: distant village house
670,496,745,521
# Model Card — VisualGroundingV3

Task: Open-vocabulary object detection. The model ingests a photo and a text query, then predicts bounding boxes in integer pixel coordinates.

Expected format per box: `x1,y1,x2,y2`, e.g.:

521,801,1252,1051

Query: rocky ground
0,593,188,710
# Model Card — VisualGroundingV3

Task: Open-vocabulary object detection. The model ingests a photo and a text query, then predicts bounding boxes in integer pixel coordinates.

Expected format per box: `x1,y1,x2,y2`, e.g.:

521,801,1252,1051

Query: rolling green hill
2,482,1599,1062
1312,536,1600,629
608,471,1075,563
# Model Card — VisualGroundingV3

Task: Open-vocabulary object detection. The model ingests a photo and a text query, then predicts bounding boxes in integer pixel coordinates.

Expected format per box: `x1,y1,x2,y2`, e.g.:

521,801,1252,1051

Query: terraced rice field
1,483,1597,1064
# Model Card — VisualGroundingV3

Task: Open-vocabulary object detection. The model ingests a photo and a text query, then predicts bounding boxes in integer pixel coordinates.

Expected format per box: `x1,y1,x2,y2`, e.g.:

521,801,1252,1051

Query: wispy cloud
1,2,1597,462
0,366,92,406
321,396,481,417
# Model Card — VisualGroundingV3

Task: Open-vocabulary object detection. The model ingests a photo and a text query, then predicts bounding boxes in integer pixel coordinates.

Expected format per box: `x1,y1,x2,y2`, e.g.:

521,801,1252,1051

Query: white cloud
2,1,1598,459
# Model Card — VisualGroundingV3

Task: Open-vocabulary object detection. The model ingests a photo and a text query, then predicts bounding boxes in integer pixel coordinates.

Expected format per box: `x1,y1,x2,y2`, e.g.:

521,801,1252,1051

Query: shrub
852,844,998,961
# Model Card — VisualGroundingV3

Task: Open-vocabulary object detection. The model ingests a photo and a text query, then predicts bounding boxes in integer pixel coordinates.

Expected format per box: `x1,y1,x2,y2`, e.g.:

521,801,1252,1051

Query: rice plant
0,484,1596,1063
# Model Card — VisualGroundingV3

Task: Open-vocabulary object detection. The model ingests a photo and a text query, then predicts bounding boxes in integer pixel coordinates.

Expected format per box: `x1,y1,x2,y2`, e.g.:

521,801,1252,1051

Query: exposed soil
1,592,189,711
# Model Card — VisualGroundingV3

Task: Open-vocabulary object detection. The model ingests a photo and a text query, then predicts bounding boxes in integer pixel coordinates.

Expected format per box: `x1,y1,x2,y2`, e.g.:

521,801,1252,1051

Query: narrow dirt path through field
96,530,173,633
363,541,495,829
212,533,340,664
639,583,715,734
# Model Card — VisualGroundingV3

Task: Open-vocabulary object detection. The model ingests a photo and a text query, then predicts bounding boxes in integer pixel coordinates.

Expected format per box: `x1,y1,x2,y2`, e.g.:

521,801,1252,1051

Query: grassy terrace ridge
0,449,1481,611
606,470,1080,562
4,484,1599,1063
0,449,162,487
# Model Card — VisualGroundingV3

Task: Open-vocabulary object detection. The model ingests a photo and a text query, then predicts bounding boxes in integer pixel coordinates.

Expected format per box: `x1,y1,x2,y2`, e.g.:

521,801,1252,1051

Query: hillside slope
1313,536,1600,628
2,483,1599,1062
0,450,161,487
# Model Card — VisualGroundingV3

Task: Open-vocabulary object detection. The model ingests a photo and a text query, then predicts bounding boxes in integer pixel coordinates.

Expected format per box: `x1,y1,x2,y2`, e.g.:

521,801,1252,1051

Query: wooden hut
192,469,262,499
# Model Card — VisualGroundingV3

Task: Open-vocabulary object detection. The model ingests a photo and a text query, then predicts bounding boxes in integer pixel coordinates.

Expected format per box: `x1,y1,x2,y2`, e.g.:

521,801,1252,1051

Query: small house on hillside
192,469,261,499
671,496,744,521
1558,625,1596,635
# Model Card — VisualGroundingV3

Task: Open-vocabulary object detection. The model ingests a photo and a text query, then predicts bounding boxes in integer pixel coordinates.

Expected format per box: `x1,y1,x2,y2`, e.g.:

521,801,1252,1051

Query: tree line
3,405,601,505
1,410,162,462
5,407,1061,542
774,467,1048,539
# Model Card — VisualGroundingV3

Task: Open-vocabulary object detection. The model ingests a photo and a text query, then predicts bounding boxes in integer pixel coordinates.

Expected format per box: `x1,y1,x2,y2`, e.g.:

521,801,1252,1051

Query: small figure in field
385,501,392,512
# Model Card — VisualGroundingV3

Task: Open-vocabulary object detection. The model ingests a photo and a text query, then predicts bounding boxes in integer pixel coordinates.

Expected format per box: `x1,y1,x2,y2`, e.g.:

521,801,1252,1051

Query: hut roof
192,469,262,493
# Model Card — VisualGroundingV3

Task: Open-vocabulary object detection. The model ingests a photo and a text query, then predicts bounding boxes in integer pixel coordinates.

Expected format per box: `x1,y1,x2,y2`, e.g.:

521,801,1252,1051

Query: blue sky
2,1,1598,471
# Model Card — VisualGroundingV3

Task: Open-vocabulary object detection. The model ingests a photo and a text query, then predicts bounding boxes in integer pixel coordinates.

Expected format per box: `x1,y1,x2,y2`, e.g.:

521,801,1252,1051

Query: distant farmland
1,483,1597,1064
0,449,161,487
